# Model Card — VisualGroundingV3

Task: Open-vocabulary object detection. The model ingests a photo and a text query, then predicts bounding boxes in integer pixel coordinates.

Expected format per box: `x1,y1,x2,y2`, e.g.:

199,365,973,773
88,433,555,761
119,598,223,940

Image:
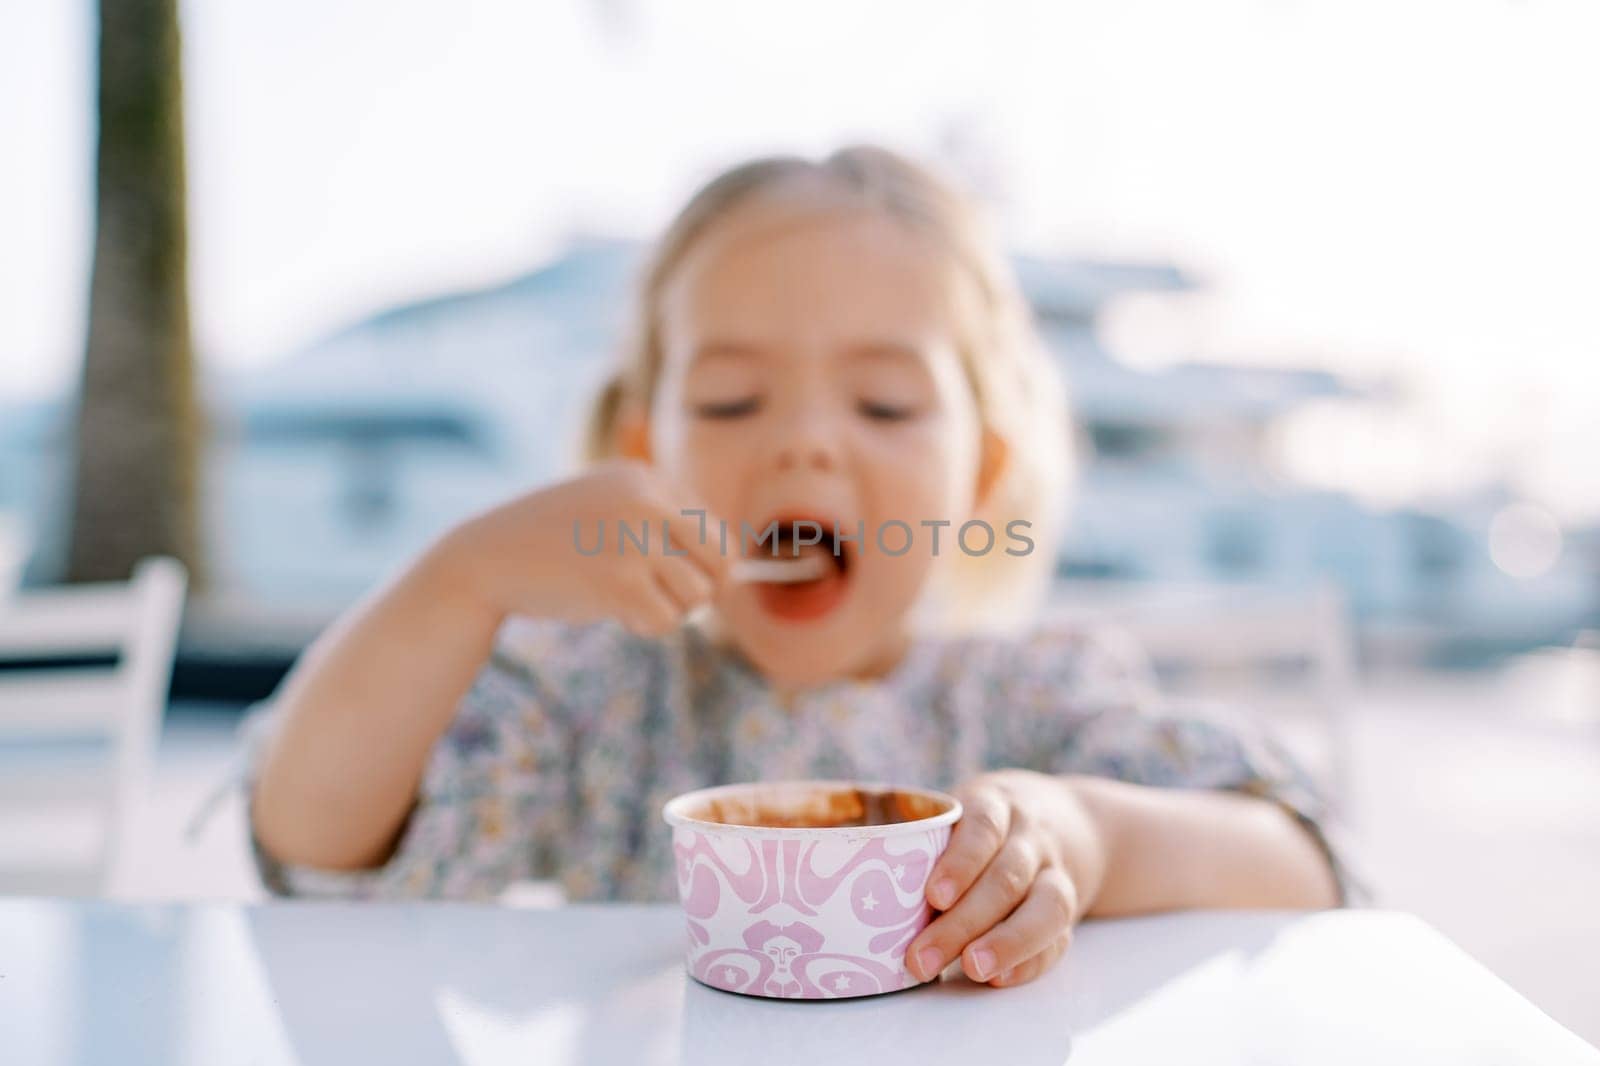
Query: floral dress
239,616,1359,904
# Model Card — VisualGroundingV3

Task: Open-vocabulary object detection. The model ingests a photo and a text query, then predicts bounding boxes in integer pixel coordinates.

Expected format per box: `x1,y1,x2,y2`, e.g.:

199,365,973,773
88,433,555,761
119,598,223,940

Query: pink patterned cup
662,779,962,1000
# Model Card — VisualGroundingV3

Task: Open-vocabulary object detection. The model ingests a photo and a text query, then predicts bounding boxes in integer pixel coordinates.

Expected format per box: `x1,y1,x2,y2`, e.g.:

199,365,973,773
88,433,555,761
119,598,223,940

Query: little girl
246,145,1349,989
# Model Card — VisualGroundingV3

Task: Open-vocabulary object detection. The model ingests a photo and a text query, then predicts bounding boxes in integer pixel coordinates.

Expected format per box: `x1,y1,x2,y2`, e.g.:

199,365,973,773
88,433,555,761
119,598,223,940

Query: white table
0,901,1593,1065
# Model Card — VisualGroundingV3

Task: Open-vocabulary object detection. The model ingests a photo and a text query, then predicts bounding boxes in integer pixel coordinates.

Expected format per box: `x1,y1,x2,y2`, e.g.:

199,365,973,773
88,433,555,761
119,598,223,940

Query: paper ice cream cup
662,779,961,1000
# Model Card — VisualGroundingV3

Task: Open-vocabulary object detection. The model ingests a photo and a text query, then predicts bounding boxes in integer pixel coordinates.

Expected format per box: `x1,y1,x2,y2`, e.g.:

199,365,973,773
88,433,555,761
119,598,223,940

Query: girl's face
641,195,1000,688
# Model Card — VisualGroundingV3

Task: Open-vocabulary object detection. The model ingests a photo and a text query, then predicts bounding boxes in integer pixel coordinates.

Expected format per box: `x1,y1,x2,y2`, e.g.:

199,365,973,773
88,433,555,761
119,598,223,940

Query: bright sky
3,0,1598,518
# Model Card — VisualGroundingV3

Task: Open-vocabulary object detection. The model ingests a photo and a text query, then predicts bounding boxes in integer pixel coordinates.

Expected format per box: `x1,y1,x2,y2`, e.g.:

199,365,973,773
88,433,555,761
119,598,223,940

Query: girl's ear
975,426,1009,509
617,405,654,464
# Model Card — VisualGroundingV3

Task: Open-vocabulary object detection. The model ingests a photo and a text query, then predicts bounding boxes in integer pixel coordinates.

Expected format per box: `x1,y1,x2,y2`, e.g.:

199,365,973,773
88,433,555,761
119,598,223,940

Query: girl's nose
775,440,837,473
767,383,844,474
773,423,840,473
767,390,843,473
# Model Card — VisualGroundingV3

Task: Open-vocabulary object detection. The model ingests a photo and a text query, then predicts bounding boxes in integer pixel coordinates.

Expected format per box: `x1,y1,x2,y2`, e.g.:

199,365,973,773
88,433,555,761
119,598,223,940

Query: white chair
0,512,26,599
1044,580,1357,814
0,557,187,895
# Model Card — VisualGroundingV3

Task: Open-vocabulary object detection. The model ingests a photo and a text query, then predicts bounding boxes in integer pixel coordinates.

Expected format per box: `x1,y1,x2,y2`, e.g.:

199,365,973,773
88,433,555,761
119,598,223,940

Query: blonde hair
583,145,1074,633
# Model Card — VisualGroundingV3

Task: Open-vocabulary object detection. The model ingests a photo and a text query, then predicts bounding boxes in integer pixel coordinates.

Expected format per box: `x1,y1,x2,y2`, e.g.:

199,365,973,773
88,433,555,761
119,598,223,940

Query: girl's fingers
961,865,1079,985
622,576,685,637
907,833,1039,983
653,556,715,612
925,786,1011,911
988,927,1073,988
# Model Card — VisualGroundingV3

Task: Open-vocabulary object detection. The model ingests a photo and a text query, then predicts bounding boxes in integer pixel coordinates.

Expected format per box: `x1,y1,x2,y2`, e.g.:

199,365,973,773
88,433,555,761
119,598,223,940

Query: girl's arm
251,462,728,873
251,541,503,870
1072,774,1340,915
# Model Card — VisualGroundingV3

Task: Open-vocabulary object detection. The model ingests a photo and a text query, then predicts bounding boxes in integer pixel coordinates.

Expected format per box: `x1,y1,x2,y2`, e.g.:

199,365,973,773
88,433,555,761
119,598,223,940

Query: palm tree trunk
66,0,202,586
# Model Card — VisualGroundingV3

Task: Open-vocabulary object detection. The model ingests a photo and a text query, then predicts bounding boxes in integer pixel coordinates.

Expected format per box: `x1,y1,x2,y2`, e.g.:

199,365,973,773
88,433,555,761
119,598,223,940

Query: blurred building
2,238,1594,667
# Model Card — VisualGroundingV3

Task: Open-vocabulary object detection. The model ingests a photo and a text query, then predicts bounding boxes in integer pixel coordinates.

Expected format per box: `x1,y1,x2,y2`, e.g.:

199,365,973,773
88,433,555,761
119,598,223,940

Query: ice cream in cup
662,780,962,999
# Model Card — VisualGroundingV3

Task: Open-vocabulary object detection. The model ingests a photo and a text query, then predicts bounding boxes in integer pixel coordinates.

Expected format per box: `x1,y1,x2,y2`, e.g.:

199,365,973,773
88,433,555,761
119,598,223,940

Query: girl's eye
857,399,918,422
693,396,762,419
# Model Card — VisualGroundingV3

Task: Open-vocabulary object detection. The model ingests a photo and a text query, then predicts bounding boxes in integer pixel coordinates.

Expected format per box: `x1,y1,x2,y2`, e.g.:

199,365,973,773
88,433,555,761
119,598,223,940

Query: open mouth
747,514,853,622
757,517,851,580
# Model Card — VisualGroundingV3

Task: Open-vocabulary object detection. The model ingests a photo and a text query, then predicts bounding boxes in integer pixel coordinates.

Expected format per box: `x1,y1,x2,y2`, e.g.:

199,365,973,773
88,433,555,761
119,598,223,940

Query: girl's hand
439,460,730,636
906,770,1109,987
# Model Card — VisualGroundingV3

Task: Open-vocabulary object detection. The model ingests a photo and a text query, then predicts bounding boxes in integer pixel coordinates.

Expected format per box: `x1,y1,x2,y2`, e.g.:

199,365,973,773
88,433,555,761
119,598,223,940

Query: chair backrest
0,557,188,895
1043,579,1356,813
0,512,25,598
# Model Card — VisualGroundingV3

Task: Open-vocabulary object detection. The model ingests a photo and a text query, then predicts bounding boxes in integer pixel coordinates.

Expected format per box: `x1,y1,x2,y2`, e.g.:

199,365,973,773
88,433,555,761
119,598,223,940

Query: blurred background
1,0,1597,1043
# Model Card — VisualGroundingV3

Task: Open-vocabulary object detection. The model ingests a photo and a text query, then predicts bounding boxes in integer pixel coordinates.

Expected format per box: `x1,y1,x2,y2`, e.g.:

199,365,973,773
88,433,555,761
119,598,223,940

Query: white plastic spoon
682,554,834,629
730,554,833,584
